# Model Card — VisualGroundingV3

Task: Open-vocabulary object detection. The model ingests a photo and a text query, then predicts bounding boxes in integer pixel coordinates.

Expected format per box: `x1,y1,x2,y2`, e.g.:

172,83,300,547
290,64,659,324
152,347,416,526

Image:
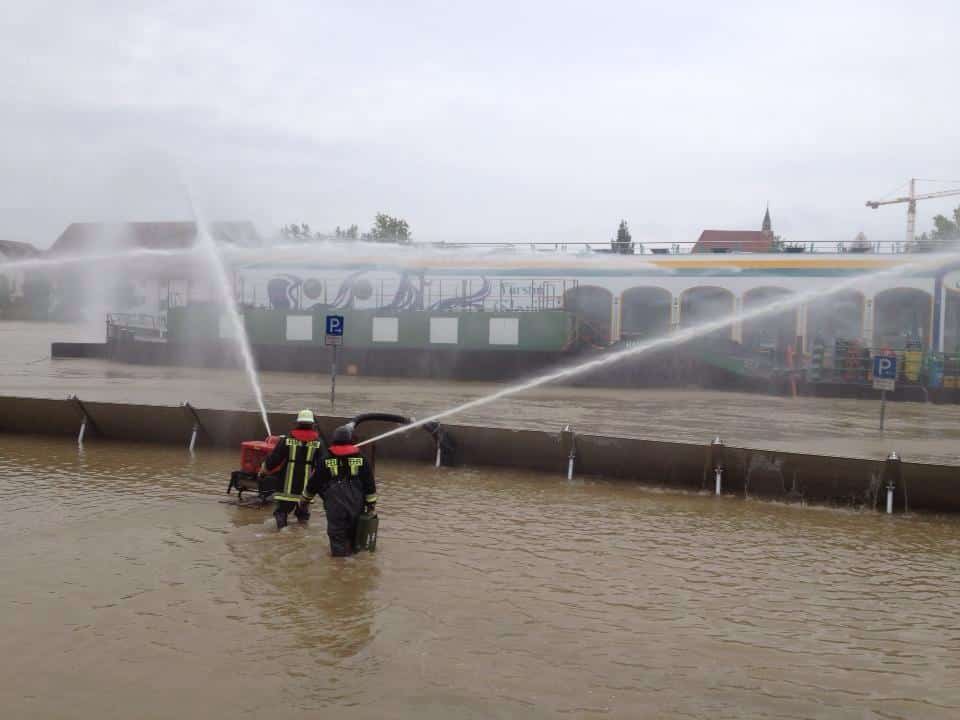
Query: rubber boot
294,505,310,524
274,509,288,530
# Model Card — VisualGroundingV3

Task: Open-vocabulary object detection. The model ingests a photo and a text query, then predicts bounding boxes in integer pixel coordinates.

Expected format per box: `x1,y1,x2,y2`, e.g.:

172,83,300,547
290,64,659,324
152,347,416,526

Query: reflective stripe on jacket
274,437,322,502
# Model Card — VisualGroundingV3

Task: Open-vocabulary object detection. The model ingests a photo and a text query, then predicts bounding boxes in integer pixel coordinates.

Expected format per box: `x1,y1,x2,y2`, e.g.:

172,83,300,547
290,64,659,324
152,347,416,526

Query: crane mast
906,178,916,248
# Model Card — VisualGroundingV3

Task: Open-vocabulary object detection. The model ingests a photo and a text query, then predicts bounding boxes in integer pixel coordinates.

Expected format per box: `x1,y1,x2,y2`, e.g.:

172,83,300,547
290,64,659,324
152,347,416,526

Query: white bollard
884,451,901,516
560,424,576,480
435,443,442,468
710,436,724,496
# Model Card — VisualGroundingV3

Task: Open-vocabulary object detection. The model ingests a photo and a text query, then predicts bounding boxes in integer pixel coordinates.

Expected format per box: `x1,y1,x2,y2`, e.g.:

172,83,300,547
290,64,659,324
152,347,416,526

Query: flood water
2,321,960,464
1,434,959,719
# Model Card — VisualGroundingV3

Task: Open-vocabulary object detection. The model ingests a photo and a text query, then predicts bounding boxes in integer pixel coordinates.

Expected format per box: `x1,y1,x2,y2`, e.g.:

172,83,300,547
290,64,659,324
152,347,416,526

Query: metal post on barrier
427,418,443,468
181,402,209,455
560,425,576,480
182,402,205,454
710,436,725,496
181,402,203,455
884,451,902,515
423,421,452,469
69,395,97,447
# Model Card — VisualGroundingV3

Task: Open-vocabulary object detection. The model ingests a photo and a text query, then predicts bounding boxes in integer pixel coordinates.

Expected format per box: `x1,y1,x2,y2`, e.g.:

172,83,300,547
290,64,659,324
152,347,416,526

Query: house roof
0,239,41,259
693,230,774,254
49,221,262,255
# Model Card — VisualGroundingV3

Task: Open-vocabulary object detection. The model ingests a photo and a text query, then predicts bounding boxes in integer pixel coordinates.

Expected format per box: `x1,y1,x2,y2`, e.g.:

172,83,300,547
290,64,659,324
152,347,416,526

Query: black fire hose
348,412,456,463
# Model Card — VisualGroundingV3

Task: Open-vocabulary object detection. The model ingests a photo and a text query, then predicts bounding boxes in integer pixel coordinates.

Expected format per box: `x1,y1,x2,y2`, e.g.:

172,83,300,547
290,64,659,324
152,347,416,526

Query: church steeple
761,204,772,233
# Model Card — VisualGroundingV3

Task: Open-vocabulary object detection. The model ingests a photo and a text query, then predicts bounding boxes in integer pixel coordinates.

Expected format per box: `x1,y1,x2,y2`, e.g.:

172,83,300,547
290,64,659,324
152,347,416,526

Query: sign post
325,315,344,409
872,355,897,431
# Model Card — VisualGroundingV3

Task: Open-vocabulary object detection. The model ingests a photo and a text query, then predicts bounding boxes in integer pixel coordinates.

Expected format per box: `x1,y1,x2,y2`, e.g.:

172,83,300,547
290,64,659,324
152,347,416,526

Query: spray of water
358,250,960,447
179,190,272,436
0,236,663,275
0,246,202,273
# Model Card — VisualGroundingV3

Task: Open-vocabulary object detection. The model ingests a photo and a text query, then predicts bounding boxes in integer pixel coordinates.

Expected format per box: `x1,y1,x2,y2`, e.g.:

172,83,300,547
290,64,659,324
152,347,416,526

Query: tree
366,213,412,244
611,220,634,254
280,223,316,242
334,224,359,241
909,205,960,252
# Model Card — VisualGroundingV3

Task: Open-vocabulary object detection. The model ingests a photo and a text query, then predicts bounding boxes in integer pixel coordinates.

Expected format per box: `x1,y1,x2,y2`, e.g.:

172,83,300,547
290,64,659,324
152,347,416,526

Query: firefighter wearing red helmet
301,423,377,556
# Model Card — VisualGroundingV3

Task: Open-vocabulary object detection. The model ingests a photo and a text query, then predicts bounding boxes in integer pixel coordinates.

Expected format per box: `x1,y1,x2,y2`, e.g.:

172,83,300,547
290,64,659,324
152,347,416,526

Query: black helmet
331,424,355,445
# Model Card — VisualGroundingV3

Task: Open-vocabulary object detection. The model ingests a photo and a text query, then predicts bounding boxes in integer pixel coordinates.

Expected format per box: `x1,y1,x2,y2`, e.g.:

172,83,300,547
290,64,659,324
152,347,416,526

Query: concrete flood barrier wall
1,395,957,512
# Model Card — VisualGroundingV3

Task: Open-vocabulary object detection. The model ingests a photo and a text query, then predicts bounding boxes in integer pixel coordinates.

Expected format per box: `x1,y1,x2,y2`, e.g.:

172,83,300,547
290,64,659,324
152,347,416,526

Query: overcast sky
2,0,959,248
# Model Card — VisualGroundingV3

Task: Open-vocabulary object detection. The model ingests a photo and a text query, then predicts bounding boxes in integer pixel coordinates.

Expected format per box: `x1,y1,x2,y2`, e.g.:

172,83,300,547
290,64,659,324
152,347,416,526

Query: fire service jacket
303,443,377,522
262,428,323,502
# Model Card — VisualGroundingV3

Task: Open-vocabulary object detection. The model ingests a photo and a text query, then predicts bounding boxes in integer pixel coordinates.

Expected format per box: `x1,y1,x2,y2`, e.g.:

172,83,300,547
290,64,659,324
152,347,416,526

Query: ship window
286,315,313,341
372,317,399,343
430,317,459,344
489,317,519,345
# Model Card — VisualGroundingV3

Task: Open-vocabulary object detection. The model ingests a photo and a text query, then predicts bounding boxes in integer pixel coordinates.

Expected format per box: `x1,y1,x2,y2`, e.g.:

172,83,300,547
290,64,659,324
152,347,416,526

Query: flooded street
2,322,960,464
5,1,960,715
1,434,959,719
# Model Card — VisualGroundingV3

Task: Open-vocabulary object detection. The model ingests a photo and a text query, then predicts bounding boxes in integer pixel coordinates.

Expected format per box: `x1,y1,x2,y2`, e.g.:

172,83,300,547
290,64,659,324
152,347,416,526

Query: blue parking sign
873,355,897,380
325,315,344,336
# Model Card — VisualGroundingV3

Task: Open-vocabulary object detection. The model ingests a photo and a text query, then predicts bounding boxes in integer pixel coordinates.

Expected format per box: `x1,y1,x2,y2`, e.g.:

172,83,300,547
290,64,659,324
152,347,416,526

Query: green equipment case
354,512,379,552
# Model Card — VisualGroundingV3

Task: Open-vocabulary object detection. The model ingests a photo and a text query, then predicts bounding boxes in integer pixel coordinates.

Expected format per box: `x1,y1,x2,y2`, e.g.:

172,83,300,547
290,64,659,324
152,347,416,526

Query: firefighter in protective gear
301,424,377,556
260,409,323,530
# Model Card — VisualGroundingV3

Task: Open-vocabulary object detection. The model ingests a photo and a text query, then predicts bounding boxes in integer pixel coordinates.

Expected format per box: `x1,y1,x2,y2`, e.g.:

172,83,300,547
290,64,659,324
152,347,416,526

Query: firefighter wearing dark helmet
260,409,323,530
301,423,377,556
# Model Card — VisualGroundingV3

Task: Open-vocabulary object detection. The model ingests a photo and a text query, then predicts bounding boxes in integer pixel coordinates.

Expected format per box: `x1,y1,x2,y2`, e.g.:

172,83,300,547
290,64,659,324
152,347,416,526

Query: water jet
179,184,271,436
356,250,960,449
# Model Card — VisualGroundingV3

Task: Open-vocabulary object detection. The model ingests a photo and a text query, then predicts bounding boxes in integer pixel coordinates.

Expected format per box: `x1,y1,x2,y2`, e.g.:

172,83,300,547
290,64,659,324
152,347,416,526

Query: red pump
228,435,282,502
239,436,282,475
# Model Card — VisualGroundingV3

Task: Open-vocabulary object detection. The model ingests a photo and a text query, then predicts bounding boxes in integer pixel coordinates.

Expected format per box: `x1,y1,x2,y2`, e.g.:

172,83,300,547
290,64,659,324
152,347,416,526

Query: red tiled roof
693,230,774,254
0,239,41,258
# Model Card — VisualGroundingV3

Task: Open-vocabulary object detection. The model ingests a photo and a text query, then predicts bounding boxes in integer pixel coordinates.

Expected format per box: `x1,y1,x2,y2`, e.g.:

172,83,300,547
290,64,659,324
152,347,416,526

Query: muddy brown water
3,321,960,464
1,434,959,719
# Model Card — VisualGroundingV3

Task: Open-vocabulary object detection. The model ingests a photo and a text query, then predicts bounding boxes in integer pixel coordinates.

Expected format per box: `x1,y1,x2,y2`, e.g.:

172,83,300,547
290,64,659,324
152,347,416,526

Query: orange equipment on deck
239,436,281,475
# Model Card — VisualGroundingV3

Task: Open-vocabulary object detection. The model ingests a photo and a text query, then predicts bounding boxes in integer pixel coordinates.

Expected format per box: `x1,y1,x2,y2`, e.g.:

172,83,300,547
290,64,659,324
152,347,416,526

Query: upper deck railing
427,239,960,255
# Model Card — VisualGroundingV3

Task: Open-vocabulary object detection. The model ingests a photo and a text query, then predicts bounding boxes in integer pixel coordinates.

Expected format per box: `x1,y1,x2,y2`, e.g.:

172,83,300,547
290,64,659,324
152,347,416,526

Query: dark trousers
328,528,356,557
275,500,309,520
321,482,363,556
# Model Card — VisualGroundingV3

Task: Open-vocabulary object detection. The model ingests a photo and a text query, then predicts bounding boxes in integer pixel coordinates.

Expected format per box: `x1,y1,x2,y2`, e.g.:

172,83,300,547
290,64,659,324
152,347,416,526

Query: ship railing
106,313,166,340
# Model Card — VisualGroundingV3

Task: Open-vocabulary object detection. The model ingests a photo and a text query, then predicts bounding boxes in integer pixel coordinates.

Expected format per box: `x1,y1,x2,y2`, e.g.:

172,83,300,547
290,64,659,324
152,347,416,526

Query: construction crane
866,178,960,246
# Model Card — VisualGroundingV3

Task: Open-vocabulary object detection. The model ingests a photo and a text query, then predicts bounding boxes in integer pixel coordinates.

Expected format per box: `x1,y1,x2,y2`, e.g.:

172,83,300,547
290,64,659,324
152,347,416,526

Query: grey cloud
2,0,959,248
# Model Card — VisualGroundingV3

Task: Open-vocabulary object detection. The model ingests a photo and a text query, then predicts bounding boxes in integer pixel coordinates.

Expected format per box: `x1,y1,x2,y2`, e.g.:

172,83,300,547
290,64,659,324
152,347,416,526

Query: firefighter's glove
365,502,377,515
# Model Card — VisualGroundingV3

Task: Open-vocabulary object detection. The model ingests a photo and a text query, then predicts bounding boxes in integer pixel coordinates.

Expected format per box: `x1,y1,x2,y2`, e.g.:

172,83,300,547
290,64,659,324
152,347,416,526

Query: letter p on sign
326,315,344,336
873,355,897,380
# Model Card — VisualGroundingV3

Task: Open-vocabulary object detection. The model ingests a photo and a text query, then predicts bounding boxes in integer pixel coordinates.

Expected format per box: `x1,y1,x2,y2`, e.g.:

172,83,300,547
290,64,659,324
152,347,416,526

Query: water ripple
2,436,959,718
